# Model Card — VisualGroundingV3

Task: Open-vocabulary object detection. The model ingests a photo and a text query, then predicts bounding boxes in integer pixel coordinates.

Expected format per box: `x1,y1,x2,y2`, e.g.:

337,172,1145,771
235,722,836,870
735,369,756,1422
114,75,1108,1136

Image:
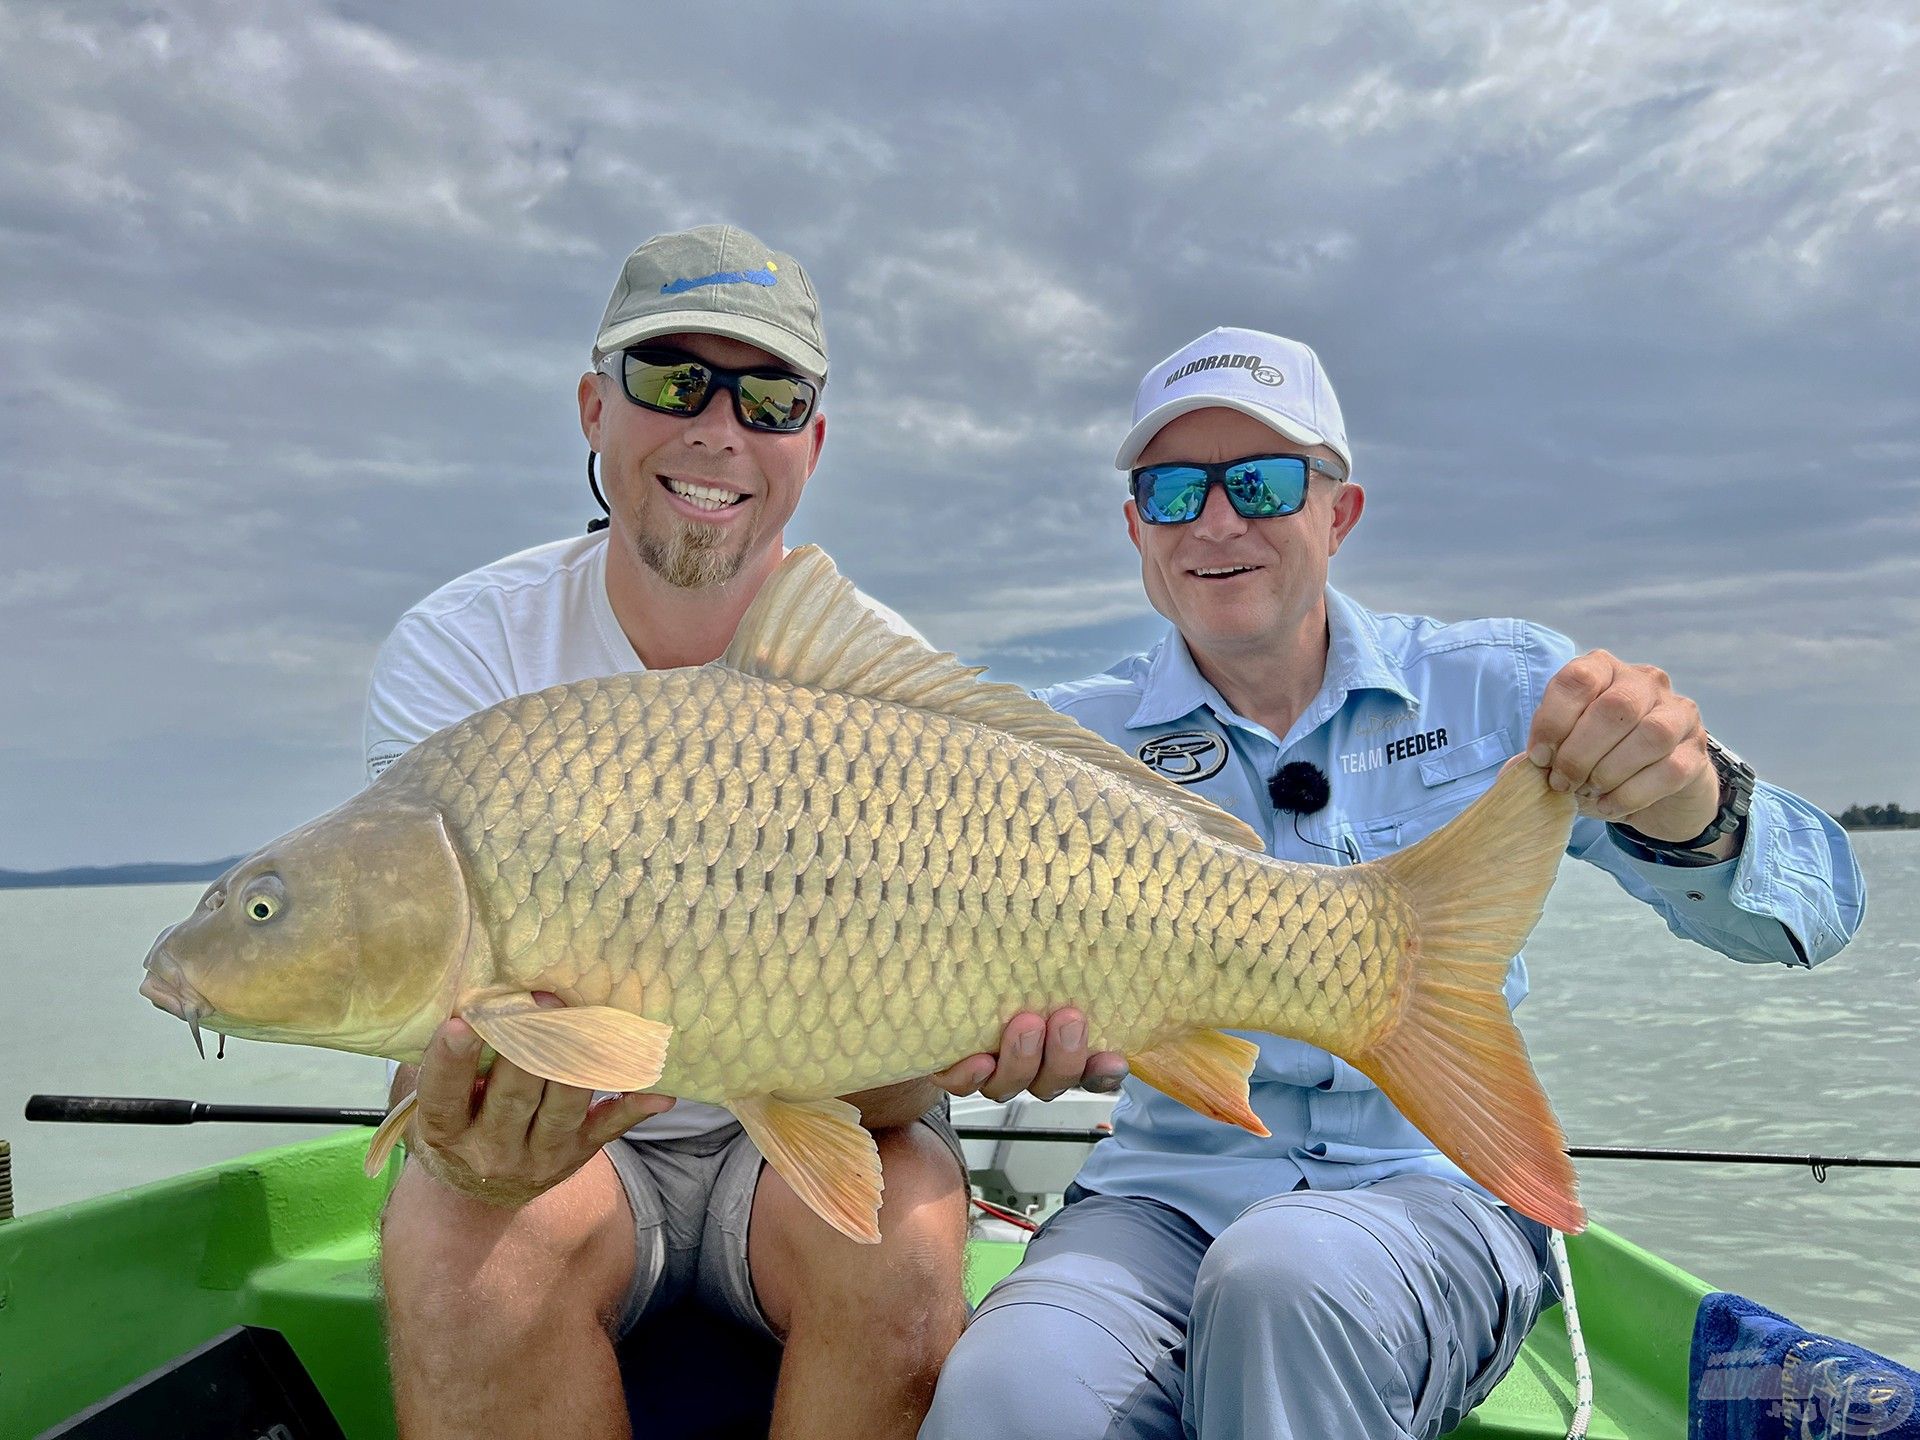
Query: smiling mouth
659,475,750,513
1190,565,1261,580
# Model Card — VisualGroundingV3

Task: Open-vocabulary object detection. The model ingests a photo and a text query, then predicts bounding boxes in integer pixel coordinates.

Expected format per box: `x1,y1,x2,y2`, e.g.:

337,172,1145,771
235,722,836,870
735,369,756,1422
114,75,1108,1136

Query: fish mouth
140,935,217,1058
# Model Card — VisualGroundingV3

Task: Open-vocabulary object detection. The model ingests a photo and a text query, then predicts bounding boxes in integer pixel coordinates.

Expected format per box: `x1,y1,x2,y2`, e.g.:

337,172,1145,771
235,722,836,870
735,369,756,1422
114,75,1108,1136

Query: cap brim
595,311,827,379
1113,395,1348,471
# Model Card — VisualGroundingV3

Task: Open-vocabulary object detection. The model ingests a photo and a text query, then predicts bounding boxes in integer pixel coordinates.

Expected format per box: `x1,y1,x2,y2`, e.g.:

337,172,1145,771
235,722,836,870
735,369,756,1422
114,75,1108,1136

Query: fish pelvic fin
718,546,1264,851
1128,1028,1269,1136
461,994,672,1092
364,1090,418,1178
1354,758,1585,1233
728,1093,885,1245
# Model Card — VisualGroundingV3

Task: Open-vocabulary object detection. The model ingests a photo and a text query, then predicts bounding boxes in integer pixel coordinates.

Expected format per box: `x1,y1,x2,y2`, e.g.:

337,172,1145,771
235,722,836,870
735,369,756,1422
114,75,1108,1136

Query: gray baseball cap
592,224,827,378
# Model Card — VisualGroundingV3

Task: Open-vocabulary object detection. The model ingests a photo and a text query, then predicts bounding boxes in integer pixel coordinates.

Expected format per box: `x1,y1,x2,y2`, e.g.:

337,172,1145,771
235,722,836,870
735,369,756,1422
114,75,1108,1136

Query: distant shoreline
3,813,1915,891
0,859,241,890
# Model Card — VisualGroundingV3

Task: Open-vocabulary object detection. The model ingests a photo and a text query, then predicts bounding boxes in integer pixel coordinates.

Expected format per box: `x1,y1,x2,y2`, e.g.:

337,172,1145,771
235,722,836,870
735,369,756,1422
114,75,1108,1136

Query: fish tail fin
1355,759,1586,1232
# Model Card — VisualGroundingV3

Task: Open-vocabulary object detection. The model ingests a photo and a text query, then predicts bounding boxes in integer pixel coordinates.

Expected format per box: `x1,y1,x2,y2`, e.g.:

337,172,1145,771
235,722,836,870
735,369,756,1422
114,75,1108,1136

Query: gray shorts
606,1108,968,1342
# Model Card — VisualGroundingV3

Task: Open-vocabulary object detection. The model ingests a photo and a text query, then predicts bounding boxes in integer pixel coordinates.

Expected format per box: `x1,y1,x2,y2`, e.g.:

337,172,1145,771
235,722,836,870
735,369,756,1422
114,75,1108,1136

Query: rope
1550,1229,1592,1440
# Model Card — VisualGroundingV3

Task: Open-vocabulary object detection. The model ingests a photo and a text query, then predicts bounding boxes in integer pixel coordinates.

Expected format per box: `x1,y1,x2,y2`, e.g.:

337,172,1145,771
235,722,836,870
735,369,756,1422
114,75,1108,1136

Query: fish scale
141,545,1585,1241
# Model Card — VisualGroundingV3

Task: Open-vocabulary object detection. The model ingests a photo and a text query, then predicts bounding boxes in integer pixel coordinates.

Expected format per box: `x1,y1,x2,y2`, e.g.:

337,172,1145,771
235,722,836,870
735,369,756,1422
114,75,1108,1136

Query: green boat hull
0,1131,1712,1438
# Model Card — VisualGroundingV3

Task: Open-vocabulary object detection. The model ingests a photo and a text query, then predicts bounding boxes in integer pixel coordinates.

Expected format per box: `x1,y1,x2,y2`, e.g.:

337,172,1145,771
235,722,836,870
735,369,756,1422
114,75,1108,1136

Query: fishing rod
23,1095,1920,1182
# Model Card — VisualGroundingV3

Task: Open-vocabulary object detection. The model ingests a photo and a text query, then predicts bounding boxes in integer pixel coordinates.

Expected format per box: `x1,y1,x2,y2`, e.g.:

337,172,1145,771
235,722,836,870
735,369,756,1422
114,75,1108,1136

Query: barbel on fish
140,546,1583,1241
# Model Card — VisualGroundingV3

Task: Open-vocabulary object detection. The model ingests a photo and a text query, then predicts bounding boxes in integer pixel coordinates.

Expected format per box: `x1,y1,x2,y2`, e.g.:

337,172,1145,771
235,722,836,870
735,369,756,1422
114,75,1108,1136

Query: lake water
1,833,1915,1364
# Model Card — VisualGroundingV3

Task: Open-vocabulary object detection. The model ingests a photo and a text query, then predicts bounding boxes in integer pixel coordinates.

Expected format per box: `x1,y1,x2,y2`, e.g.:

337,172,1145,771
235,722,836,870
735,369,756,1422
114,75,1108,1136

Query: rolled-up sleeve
1569,790,1864,966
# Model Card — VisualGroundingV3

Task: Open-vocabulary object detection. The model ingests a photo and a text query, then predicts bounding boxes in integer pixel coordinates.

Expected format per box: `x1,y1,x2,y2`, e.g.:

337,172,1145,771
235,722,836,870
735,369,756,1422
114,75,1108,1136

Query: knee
923,1306,1121,1440
768,1122,968,1343
379,1160,632,1338
1193,1203,1376,1337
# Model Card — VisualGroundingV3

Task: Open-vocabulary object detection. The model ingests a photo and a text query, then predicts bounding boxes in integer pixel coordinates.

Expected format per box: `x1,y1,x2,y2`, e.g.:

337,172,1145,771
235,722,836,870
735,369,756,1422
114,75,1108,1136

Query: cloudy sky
3,1,1915,869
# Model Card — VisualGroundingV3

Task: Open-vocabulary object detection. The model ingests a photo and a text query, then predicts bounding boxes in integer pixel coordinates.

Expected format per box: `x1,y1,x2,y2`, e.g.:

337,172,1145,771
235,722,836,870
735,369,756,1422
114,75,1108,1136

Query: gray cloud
2,0,1914,866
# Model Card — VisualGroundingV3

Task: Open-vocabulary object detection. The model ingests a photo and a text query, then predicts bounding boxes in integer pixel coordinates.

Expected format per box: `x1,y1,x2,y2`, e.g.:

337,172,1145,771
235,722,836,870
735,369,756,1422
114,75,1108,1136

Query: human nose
681,381,745,451
1188,481,1248,540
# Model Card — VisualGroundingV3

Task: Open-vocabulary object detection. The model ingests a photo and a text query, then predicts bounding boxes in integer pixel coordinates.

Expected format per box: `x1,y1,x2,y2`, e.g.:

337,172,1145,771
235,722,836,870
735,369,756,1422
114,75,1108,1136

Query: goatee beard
635,522,746,590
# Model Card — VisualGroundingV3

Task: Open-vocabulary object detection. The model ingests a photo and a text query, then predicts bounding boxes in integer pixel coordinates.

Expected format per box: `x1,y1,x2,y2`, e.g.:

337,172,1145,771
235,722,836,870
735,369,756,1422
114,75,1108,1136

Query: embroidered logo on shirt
1337,728,1449,775
1137,731,1229,783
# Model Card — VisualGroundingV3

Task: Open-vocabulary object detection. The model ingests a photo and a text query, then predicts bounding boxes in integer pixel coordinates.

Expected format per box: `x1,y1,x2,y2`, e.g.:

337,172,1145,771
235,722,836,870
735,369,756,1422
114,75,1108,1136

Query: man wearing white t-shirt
366,226,1125,1440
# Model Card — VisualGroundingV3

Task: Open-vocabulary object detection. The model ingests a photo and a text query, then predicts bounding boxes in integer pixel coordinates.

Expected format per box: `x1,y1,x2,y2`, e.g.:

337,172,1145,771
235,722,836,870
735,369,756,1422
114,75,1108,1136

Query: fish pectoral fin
364,1090,419,1177
728,1093,885,1245
1128,1028,1270,1137
461,995,672,1091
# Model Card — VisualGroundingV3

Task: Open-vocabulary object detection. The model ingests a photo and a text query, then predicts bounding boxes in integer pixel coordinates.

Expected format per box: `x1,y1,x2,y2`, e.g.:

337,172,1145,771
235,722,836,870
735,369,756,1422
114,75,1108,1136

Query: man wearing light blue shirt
922,328,1865,1440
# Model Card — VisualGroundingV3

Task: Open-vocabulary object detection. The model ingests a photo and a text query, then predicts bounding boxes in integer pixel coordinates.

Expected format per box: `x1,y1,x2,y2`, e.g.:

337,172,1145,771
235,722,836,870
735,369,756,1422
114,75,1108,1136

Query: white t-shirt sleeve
363,613,511,784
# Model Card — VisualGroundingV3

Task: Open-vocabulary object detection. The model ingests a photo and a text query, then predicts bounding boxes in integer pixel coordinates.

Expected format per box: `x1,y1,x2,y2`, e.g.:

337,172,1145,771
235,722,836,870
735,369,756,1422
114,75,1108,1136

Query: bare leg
750,1120,971,1440
379,1148,638,1440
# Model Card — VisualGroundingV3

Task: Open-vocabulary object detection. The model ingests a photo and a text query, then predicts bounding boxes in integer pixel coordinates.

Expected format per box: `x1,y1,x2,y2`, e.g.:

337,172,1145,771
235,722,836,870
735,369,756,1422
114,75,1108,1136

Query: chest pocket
1348,726,1514,855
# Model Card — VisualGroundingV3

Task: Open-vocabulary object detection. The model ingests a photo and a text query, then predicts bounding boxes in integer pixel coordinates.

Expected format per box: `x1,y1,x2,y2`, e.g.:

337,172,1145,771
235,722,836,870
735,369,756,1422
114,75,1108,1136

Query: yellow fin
1353,759,1585,1233
1128,1028,1269,1136
363,1090,418,1178
719,546,1263,851
461,994,672,1092
729,1093,885,1245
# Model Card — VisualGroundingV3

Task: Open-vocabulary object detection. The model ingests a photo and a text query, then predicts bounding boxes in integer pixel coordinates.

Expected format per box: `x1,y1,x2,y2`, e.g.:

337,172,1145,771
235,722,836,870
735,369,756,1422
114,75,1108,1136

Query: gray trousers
921,1173,1552,1440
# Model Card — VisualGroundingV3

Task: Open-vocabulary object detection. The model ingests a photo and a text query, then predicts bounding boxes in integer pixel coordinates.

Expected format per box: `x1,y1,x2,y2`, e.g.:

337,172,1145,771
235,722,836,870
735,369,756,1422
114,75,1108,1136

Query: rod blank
23,1098,1920,1175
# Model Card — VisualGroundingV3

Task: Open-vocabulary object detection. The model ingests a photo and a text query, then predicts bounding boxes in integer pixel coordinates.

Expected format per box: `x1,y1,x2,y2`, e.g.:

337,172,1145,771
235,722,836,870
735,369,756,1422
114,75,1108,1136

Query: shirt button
1686,890,1705,902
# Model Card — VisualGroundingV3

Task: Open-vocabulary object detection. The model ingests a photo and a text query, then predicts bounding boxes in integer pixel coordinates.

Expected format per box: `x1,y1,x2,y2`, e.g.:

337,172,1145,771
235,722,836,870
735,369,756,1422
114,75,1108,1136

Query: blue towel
1690,1291,1919,1440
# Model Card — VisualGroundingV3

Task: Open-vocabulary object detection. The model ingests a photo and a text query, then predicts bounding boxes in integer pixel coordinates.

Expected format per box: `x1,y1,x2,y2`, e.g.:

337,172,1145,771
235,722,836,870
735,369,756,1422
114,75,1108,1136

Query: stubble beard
634,518,747,590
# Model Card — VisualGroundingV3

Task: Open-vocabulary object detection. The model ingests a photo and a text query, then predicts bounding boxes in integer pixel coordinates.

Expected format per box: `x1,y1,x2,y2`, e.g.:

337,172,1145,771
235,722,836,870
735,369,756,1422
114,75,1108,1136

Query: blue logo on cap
660,263,779,296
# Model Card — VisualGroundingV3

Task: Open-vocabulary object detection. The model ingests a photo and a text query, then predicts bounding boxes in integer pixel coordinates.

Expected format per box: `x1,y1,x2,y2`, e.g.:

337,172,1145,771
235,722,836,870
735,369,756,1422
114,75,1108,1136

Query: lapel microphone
1268,761,1359,864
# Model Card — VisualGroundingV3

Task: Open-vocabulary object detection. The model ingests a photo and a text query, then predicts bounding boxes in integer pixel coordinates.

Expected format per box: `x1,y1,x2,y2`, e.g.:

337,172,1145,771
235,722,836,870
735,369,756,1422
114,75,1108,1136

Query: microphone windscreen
1268,761,1331,816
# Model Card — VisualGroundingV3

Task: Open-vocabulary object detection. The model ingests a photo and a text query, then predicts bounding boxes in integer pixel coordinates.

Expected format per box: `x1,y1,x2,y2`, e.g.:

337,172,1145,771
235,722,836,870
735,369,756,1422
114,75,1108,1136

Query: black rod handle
25,1095,200,1124
25,1095,386,1127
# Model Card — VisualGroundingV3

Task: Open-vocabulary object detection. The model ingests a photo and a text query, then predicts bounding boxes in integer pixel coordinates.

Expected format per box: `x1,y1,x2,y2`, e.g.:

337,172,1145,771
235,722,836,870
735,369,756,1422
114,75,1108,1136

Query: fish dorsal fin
720,546,1264,852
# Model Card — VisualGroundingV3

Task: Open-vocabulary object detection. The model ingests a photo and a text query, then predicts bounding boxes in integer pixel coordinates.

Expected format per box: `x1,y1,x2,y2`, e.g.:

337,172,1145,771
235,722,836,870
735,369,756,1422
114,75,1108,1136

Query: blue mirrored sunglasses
1129,453,1348,525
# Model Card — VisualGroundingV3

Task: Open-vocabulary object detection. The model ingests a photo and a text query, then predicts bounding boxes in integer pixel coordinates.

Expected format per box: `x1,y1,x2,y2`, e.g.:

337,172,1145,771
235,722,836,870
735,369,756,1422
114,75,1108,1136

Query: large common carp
140,546,1583,1240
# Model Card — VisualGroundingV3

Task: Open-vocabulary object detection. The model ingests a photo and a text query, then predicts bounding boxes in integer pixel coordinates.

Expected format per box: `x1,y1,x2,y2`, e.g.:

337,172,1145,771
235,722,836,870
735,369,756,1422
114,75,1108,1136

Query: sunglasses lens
623,355,712,414
1135,466,1212,524
736,373,816,432
1224,457,1308,517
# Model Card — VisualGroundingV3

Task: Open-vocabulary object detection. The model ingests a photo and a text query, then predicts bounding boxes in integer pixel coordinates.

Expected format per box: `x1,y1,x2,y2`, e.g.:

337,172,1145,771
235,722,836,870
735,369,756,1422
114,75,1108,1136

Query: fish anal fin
729,1093,885,1245
1128,1028,1269,1137
461,993,671,1092
364,1090,418,1177
719,547,1263,852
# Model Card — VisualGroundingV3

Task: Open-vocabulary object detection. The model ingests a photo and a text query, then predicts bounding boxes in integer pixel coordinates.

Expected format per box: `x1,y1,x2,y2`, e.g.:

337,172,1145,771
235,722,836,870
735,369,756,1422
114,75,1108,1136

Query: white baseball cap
1114,326,1351,473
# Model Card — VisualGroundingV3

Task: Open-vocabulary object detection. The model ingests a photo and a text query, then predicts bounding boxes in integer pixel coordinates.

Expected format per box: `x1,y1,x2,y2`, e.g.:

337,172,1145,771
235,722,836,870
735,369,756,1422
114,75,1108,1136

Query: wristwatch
1609,734,1755,864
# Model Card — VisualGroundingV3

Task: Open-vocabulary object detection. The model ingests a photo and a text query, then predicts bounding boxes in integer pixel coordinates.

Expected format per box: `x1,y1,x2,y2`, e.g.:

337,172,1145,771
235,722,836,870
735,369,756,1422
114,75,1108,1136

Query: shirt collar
1125,587,1418,735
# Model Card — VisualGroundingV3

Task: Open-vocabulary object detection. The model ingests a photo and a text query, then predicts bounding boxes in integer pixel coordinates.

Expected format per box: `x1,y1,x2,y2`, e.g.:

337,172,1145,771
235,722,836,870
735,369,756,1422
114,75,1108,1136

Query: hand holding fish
932,1007,1130,1103
405,1002,675,1208
1526,649,1724,851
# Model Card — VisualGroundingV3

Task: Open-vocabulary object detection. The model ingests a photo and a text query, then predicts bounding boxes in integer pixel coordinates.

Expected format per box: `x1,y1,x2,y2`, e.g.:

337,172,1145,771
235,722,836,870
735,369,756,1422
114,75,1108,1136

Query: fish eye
241,876,287,924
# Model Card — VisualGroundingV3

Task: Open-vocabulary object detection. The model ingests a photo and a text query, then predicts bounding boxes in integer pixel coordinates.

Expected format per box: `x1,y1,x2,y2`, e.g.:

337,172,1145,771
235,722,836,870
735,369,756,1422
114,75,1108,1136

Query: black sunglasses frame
603,347,821,433
1128,453,1348,526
